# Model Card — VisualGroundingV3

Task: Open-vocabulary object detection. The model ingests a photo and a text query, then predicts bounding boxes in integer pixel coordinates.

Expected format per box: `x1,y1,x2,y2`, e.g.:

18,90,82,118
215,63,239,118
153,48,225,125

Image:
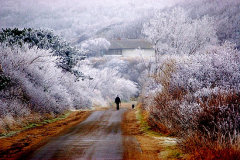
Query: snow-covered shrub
170,44,240,93
0,44,70,113
197,92,240,137
0,43,94,117
57,70,92,109
2,114,16,130
0,118,6,133
0,99,30,118
142,42,240,139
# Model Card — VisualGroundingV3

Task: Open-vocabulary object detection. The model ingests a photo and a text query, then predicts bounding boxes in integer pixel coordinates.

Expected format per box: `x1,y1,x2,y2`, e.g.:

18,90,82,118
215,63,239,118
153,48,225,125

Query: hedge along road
24,107,127,160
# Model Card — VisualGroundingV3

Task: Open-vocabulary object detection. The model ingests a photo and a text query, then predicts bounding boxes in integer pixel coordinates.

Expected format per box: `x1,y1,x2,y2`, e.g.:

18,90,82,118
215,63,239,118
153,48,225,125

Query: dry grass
143,70,240,159
0,110,91,160
145,90,240,159
180,132,240,160
0,111,68,137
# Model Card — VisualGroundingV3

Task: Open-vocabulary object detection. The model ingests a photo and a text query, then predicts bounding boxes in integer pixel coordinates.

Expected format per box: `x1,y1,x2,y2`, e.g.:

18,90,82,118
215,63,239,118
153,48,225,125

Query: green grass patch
160,146,183,159
37,112,70,125
0,111,71,138
24,123,41,129
136,108,164,137
0,131,19,138
136,106,183,159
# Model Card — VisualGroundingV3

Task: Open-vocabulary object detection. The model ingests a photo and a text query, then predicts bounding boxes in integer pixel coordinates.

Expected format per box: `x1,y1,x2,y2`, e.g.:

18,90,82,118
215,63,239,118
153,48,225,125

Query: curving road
26,108,126,160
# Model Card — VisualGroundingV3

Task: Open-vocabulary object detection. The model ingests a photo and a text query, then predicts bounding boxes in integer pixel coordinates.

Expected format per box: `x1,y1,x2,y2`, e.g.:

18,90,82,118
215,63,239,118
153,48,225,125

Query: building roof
109,39,153,49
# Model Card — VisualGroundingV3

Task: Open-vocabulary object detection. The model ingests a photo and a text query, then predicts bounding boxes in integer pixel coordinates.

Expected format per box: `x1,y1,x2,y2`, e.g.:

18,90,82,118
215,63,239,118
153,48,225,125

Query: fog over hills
0,0,183,43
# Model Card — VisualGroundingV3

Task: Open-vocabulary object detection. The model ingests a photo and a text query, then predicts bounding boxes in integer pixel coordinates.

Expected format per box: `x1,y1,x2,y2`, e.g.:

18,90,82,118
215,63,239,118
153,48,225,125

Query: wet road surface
26,108,126,160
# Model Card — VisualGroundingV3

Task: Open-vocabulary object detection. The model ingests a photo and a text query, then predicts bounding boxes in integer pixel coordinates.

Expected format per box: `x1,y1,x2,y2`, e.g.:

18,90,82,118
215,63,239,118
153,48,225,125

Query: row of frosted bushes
141,42,240,159
0,43,138,133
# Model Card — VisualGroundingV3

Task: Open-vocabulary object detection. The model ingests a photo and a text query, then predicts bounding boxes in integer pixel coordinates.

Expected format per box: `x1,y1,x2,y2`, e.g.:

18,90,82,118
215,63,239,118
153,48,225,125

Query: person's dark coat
115,96,121,104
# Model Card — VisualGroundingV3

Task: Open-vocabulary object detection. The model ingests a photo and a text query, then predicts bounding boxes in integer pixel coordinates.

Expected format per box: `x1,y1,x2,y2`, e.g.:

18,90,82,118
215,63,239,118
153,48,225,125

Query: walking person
115,95,121,110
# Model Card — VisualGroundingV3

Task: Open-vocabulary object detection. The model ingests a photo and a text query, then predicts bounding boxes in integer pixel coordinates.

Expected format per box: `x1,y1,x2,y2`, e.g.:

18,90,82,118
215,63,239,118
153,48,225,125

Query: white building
103,39,154,57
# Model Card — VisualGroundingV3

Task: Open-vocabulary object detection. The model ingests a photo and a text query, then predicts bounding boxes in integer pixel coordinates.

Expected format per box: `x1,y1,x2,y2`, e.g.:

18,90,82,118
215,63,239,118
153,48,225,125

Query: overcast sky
0,0,184,41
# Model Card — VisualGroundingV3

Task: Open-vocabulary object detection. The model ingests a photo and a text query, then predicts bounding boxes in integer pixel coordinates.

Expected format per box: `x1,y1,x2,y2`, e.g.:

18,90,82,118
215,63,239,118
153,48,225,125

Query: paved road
26,108,126,160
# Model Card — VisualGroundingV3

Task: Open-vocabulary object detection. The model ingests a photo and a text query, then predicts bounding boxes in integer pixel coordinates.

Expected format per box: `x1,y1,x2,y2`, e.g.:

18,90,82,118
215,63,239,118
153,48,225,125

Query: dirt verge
122,105,182,160
122,108,162,159
0,110,92,160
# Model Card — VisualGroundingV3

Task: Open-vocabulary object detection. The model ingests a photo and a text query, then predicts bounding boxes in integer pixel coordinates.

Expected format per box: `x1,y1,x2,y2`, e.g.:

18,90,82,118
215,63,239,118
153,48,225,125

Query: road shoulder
122,105,182,160
122,108,162,159
0,110,92,160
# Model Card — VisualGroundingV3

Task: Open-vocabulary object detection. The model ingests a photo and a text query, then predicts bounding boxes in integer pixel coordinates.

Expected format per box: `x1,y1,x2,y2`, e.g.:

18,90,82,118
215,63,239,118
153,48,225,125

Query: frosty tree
81,38,110,57
0,28,86,71
143,7,217,61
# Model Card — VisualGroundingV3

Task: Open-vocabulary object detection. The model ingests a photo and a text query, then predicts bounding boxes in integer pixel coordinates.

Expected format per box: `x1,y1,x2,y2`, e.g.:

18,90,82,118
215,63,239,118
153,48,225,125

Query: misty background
0,1,240,158
0,0,183,44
